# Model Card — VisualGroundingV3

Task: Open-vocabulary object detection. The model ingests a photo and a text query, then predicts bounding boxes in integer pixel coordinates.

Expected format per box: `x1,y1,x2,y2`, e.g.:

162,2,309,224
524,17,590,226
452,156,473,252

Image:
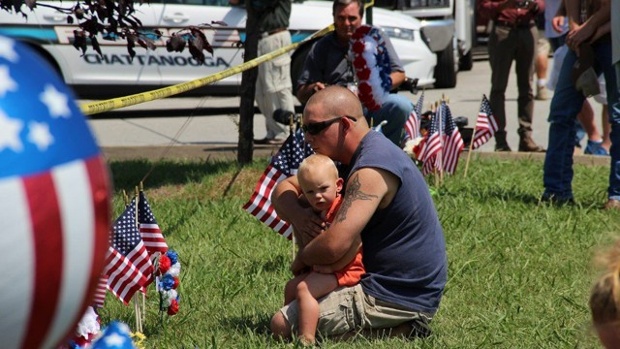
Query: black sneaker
540,193,575,206
495,143,512,152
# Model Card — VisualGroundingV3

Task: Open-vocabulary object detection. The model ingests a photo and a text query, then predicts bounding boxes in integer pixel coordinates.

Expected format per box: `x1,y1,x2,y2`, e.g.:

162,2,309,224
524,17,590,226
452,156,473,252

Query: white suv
0,0,436,98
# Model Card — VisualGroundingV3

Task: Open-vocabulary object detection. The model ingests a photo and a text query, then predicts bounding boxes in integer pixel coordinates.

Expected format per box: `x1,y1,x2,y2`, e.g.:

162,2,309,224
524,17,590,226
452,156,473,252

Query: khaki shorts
280,284,433,338
537,29,551,57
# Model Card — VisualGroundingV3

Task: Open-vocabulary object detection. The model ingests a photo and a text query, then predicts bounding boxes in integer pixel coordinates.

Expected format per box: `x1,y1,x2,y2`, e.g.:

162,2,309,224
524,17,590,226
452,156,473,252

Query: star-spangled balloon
91,322,136,349
0,36,111,349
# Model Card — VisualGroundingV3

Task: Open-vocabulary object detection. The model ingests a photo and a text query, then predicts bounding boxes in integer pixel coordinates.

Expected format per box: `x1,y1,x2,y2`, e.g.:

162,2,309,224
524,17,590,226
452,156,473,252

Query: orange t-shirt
324,196,365,287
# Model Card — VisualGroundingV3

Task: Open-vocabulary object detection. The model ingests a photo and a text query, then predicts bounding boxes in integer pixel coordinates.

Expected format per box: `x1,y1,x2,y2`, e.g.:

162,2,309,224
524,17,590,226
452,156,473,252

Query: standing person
477,0,546,152
535,11,551,100
230,0,295,145
283,154,365,345
604,0,620,208
541,0,618,205
546,0,609,156
270,85,447,341
295,0,413,146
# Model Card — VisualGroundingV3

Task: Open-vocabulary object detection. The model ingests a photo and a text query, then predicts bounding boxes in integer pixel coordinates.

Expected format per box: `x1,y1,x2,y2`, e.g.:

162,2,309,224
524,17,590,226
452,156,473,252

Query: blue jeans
543,37,620,200
610,62,620,200
365,94,412,146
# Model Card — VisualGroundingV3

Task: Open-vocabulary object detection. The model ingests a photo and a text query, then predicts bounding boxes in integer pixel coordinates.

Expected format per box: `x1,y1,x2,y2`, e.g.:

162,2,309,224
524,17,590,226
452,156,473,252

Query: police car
0,0,436,98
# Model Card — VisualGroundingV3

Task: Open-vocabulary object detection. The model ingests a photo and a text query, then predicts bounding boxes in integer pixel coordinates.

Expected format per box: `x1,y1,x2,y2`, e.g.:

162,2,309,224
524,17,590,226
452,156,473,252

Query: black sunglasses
302,116,356,135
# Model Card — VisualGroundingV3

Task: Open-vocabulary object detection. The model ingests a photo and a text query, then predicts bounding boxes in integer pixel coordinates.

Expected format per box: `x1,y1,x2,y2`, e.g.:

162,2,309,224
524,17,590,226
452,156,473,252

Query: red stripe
105,249,146,304
82,156,111,307
140,227,161,233
94,275,108,308
22,173,63,349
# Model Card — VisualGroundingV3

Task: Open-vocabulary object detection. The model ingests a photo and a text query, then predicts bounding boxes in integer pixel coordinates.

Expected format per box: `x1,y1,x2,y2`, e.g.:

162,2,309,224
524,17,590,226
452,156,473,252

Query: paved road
85,54,606,156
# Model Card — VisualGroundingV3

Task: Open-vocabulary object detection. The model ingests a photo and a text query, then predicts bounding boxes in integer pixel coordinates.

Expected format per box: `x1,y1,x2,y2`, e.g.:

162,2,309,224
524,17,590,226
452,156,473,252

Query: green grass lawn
99,155,620,348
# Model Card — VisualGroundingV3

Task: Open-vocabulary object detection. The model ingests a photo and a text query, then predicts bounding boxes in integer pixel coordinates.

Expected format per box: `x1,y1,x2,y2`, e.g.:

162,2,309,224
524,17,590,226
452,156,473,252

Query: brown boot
518,137,545,152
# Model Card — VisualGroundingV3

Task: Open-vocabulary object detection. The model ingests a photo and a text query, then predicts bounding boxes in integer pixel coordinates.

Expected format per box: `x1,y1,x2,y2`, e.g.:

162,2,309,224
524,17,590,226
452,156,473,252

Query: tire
459,50,473,71
433,42,457,88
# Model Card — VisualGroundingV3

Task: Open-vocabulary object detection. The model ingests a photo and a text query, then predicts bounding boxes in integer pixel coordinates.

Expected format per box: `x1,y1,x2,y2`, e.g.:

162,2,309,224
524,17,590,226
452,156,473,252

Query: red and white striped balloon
0,36,111,348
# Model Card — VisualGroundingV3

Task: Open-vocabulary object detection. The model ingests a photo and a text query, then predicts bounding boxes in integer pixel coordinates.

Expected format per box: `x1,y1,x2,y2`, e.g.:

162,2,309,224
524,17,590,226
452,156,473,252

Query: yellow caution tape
80,25,334,115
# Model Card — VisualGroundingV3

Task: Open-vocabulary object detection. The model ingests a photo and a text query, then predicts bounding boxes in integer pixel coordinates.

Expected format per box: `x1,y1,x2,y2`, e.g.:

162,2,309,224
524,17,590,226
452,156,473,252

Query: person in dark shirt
295,0,413,146
477,0,546,152
269,85,447,342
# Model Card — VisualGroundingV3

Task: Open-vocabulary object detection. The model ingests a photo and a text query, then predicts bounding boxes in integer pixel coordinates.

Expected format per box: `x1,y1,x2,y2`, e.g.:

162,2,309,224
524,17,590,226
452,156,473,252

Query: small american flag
104,201,153,304
439,102,464,175
138,190,168,255
419,102,464,175
420,108,442,176
243,128,314,239
404,90,424,140
471,95,498,149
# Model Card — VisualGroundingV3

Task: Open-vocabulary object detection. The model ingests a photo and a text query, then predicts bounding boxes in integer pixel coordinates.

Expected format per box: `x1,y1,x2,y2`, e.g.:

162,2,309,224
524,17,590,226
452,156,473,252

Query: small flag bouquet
155,250,181,316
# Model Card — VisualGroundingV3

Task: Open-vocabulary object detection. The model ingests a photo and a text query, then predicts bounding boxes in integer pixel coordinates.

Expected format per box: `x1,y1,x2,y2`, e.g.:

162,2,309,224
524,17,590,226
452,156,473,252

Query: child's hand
291,257,308,276
312,264,334,274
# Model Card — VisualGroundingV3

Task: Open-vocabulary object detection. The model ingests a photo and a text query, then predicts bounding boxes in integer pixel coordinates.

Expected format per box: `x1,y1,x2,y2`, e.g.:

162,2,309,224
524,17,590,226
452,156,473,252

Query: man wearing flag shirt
295,0,413,146
270,85,447,340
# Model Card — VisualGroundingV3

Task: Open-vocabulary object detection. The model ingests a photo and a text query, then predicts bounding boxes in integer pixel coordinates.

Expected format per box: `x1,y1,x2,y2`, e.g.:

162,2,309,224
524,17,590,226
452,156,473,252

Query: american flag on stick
439,102,464,175
138,190,168,255
420,107,442,176
404,90,425,141
419,102,464,175
471,95,498,149
243,128,314,239
104,200,153,304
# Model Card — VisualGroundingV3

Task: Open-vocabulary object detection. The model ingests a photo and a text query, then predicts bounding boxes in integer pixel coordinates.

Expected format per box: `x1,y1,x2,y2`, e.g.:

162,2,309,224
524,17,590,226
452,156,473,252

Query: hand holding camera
516,0,533,8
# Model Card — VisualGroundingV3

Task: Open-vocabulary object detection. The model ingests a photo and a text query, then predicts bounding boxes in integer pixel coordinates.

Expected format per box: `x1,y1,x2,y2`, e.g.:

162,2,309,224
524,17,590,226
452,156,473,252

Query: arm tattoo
334,174,379,223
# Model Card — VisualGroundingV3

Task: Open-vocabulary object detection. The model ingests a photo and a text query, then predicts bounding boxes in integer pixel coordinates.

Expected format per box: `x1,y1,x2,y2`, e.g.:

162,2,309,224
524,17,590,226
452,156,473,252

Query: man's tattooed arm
334,173,379,224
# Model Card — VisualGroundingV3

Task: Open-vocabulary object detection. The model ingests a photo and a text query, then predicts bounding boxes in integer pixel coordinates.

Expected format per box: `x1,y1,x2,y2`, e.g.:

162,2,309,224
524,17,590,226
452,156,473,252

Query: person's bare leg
296,272,338,345
535,52,548,85
284,273,309,305
602,105,611,151
535,36,549,100
578,99,603,142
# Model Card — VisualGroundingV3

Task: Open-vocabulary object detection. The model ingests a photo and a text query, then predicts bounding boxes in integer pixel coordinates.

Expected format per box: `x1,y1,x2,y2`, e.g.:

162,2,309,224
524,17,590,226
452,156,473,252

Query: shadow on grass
437,183,541,205
108,158,244,192
448,184,605,208
220,314,273,336
260,255,290,273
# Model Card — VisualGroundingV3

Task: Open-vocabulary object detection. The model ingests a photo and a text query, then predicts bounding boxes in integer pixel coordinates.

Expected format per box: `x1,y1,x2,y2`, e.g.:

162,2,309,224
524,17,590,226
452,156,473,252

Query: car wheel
433,41,457,88
459,50,473,71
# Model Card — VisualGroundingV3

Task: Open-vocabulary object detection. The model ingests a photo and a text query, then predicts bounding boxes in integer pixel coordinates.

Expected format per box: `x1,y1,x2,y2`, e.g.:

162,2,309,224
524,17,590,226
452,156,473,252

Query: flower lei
156,250,181,316
350,25,392,111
